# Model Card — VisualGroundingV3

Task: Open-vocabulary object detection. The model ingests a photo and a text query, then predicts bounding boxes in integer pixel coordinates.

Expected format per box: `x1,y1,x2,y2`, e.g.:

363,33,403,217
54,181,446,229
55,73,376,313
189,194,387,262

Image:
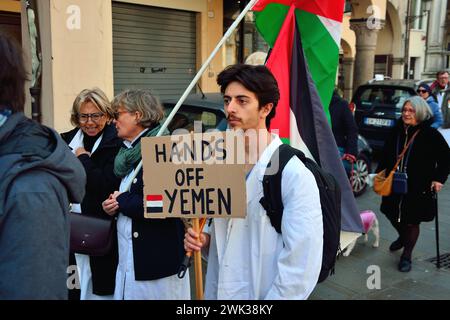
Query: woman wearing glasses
416,83,443,129
62,88,122,299
101,89,190,300
376,96,450,272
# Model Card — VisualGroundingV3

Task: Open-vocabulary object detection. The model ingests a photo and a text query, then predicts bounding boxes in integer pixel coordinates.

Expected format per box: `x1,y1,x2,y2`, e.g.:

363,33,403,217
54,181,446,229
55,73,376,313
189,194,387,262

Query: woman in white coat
102,89,190,300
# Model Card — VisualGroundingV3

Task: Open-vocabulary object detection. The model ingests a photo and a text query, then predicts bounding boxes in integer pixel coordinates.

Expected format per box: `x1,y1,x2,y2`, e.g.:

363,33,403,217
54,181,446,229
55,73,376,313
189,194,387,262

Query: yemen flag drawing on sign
253,1,363,234
146,195,163,214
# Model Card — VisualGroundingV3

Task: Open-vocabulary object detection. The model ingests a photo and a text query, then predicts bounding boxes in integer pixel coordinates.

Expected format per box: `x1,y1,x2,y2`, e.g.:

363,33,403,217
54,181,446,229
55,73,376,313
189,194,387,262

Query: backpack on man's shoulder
259,143,341,283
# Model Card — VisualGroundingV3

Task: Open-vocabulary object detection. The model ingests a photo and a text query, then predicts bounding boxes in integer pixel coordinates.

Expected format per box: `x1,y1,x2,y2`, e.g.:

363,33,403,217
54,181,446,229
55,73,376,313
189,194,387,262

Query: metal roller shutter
112,2,197,99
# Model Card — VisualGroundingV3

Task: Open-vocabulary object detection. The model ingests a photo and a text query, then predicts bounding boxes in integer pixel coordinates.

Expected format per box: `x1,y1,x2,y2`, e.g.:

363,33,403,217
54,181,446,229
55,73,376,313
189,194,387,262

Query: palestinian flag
253,1,363,233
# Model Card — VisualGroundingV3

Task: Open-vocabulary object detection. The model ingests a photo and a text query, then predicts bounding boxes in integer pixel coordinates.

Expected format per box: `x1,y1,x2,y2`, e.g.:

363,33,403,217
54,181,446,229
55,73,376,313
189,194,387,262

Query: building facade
1,0,449,129
2,0,224,132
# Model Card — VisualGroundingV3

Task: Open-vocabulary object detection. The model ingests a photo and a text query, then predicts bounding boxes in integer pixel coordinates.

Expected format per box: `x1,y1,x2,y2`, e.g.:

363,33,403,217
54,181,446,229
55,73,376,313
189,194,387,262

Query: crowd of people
0,32,323,300
1,26,450,300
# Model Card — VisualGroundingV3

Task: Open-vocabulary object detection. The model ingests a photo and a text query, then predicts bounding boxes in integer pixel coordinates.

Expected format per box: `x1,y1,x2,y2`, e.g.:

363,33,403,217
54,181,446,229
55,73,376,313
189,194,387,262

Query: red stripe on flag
253,0,344,22
266,5,296,139
147,195,163,201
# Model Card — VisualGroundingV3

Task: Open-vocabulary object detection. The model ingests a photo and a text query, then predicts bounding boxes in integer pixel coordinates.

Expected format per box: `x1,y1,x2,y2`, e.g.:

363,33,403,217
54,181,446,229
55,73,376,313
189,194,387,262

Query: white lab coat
113,131,190,300
204,136,323,300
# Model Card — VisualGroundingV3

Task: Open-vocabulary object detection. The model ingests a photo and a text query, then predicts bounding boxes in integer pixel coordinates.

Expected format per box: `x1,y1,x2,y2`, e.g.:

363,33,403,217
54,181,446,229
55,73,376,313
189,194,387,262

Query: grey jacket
0,113,86,299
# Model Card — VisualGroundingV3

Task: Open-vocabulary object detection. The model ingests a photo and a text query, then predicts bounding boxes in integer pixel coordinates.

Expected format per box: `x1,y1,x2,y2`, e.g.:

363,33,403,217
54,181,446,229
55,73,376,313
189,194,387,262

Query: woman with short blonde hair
70,88,115,127
62,87,122,300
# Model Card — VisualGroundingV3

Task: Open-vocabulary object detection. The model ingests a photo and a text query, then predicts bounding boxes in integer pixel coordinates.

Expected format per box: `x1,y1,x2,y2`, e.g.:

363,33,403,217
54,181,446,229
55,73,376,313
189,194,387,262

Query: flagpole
125,0,259,190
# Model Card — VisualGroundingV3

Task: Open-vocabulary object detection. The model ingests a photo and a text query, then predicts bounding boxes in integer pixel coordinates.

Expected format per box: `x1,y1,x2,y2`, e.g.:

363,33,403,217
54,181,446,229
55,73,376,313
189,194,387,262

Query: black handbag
70,212,116,256
392,172,408,194
392,131,418,195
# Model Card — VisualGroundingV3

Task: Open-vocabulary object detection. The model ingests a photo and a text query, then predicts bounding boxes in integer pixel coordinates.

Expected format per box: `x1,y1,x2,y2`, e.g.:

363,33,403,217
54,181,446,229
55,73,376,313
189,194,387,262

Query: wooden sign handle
193,218,204,300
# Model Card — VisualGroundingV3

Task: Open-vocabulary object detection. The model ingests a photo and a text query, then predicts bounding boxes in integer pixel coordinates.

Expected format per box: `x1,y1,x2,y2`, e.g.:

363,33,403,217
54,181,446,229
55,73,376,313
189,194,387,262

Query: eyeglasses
416,89,427,94
402,108,416,114
78,112,104,123
113,110,130,120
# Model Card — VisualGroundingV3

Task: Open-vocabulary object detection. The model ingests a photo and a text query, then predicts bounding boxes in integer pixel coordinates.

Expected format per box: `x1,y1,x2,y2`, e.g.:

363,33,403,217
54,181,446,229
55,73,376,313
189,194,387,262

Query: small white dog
343,210,380,256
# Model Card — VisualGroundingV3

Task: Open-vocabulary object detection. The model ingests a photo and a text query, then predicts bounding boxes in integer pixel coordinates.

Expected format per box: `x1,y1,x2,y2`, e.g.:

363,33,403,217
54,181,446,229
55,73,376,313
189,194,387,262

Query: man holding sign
184,64,323,300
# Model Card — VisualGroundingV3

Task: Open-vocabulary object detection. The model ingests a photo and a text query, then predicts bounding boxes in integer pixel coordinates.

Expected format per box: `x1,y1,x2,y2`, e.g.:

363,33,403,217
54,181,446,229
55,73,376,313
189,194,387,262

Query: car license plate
364,117,394,127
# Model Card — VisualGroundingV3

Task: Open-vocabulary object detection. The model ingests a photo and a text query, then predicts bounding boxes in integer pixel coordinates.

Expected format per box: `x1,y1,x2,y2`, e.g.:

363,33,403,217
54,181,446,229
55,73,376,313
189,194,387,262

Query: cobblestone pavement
310,182,450,300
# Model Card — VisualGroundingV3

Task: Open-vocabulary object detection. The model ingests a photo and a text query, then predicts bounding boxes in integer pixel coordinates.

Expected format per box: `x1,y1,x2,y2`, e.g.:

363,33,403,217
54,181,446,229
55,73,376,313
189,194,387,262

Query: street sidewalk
310,184,450,300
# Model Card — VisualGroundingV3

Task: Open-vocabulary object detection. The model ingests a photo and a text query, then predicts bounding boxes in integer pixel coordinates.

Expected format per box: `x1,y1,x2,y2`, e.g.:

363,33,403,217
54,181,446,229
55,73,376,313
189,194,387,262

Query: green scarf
114,124,164,178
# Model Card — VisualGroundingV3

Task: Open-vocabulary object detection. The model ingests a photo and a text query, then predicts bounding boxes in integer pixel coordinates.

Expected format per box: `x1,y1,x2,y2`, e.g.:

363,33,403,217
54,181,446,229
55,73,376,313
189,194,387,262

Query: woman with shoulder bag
102,89,190,300
62,88,122,299
376,96,450,272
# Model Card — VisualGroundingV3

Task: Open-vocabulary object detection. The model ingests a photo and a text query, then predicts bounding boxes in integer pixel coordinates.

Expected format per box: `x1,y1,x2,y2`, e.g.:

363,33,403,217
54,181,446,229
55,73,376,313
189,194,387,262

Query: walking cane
433,190,440,268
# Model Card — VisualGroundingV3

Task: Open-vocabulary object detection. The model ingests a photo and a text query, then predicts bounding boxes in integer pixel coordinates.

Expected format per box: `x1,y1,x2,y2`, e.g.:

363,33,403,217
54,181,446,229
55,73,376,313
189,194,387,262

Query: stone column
350,19,385,90
423,0,449,77
342,57,354,100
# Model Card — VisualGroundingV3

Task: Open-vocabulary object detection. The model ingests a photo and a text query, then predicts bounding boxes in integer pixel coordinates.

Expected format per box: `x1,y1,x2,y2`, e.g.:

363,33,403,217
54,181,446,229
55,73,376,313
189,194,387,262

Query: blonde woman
62,88,122,299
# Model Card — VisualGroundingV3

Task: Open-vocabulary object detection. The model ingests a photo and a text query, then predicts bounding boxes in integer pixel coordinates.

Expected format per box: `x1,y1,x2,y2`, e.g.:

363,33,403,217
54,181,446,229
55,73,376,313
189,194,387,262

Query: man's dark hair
0,32,28,113
217,64,280,128
436,70,449,78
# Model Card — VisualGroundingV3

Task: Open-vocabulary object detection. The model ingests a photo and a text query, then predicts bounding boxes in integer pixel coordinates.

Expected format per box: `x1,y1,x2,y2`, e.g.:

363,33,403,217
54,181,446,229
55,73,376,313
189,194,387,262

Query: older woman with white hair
376,96,450,272
102,89,190,300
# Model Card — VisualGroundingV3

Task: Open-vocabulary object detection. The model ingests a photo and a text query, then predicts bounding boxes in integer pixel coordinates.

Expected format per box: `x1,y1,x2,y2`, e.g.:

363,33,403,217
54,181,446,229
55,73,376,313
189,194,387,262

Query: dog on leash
343,210,380,256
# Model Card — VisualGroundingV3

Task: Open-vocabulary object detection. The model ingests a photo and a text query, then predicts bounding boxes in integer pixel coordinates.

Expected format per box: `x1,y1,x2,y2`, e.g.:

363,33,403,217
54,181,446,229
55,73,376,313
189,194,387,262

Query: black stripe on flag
147,207,163,213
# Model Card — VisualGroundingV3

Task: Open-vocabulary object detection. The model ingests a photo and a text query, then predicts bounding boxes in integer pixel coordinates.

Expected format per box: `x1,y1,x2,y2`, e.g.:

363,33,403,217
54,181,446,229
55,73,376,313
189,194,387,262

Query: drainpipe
238,0,247,63
25,0,42,123
404,0,412,79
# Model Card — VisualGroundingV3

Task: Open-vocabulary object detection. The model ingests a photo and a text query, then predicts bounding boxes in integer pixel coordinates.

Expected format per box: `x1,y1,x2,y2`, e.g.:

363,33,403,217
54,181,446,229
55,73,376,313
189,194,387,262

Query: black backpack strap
259,144,305,233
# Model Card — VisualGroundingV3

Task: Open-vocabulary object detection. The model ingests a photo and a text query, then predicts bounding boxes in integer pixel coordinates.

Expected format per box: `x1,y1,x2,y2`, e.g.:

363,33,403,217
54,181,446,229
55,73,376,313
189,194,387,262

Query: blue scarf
0,108,12,128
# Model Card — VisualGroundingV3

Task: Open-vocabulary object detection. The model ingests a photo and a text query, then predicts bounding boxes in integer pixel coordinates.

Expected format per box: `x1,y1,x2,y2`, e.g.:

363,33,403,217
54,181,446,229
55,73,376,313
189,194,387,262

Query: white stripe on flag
289,109,315,161
318,16,342,47
146,201,163,207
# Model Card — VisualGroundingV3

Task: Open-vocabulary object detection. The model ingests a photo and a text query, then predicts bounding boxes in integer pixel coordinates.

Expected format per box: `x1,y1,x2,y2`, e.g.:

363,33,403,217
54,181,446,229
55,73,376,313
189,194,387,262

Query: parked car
351,79,419,151
162,93,227,133
163,93,373,196
349,135,372,197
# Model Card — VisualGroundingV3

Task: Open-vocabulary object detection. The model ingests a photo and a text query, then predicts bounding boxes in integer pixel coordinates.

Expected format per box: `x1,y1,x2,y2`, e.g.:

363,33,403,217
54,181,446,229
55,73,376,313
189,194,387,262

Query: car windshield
357,87,414,110
163,104,221,133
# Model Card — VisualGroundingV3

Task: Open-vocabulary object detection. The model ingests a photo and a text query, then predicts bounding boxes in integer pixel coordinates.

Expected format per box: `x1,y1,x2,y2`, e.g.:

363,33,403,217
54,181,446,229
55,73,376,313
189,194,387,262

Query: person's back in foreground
185,64,323,300
0,32,86,299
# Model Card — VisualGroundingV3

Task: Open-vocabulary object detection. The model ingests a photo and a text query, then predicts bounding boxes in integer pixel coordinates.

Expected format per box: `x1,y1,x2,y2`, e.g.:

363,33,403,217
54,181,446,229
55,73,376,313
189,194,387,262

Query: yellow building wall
47,0,114,132
409,30,426,58
0,0,21,12
35,0,222,132
351,0,387,20
375,15,393,55
341,14,355,58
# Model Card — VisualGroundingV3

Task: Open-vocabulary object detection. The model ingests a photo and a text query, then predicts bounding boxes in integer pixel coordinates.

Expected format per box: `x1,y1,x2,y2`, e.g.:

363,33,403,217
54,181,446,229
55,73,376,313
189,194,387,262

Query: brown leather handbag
70,212,116,256
373,130,420,196
373,169,395,196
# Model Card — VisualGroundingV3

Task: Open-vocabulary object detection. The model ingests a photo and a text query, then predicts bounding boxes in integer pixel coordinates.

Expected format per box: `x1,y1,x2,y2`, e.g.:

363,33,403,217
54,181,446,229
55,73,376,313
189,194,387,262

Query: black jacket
329,93,358,156
116,167,186,281
377,119,450,224
61,123,122,296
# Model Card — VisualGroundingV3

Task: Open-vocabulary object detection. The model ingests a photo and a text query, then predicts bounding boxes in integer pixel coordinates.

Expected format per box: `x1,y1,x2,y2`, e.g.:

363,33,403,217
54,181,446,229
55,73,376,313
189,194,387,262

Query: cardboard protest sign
141,131,247,219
